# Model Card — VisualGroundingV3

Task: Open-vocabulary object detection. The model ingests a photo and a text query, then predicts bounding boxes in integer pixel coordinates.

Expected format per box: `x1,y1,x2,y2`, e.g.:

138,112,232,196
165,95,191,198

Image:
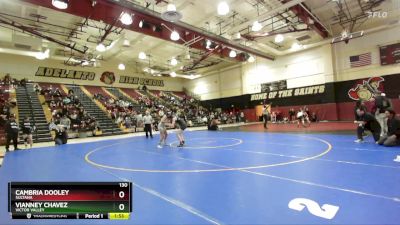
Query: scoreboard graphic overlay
8,182,132,220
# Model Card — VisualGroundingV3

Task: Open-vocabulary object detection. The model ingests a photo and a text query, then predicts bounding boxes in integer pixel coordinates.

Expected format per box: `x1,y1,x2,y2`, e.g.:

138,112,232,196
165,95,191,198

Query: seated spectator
310,112,318,122
377,110,400,146
34,84,41,94
49,118,68,145
208,118,220,131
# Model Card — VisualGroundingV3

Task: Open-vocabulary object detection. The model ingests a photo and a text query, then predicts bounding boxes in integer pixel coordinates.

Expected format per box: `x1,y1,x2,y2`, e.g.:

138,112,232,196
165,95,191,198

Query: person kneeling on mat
208,117,220,131
49,118,68,145
172,111,187,147
354,108,381,143
377,110,400,147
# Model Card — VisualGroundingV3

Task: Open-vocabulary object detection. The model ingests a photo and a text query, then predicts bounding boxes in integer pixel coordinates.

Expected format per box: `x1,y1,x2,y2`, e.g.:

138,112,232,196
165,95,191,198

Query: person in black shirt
289,108,295,122
354,100,367,121
5,114,20,151
377,110,400,146
21,116,35,149
208,118,220,131
172,111,187,147
354,108,381,143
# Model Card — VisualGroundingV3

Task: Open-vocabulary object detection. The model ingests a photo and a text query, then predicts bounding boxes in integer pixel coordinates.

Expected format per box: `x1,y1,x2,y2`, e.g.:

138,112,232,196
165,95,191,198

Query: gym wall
185,25,400,121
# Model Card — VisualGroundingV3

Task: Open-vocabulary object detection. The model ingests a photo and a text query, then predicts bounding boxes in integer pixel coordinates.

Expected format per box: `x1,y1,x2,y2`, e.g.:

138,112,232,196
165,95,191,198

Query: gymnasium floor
1,123,400,224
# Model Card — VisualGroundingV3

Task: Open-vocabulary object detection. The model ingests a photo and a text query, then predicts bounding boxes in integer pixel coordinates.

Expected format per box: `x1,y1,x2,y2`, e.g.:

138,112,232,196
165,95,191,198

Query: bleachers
172,91,187,99
38,83,66,102
149,90,161,97
0,85,11,145
120,88,143,101
1,82,208,146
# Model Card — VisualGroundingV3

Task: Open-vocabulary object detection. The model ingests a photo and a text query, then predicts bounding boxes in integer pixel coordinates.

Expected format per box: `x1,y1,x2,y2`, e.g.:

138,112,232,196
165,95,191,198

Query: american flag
350,52,371,67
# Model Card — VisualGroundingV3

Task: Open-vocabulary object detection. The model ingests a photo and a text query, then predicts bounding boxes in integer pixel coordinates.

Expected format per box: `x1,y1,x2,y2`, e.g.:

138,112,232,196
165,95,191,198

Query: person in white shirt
262,105,269,129
157,111,168,148
143,111,153,138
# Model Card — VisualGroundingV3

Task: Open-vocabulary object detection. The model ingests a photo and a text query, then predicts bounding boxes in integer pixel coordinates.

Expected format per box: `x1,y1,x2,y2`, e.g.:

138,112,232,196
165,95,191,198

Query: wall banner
35,67,165,87
119,76,164,87
260,80,287,92
35,67,95,80
250,85,326,101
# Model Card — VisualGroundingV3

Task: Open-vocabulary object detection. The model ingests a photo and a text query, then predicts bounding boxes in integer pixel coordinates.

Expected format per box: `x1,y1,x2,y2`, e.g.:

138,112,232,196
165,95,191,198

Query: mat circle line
84,136,333,173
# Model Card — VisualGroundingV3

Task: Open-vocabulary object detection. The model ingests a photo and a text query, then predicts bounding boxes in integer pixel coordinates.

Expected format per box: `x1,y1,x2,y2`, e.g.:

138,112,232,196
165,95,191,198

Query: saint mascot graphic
348,77,384,101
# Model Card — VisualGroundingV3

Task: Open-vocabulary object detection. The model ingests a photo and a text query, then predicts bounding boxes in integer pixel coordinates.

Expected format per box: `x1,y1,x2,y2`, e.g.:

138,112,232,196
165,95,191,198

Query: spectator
310,112,318,122
354,108,381,143
354,100,367,121
240,111,245,123
208,118,220,131
289,108,295,122
377,110,400,146
262,105,269,129
373,92,392,137
60,114,71,131
21,116,35,149
5,114,20,151
49,118,68,145
143,111,153,138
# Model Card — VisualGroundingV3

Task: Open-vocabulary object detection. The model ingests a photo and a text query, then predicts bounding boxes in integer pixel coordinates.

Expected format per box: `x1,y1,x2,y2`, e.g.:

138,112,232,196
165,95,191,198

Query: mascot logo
100,71,115,85
348,77,384,101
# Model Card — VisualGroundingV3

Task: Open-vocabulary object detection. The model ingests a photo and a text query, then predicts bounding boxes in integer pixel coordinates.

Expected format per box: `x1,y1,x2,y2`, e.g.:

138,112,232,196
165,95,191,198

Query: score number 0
118,183,128,211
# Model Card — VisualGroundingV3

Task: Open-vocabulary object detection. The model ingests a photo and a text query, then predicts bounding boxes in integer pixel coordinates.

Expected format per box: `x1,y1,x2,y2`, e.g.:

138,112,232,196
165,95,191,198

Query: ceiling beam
183,45,221,72
226,0,306,34
22,0,274,61
283,1,329,38
0,17,87,54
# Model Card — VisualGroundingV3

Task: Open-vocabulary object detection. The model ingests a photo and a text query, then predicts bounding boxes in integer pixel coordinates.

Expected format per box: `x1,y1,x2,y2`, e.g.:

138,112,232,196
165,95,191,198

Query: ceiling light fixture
120,12,133,25
96,43,106,52
206,40,212,49
217,2,230,15
185,53,191,60
275,34,284,43
139,20,144,28
52,0,68,9
35,49,50,60
123,39,130,47
170,31,180,41
248,55,255,63
118,63,126,70
166,3,177,12
138,52,147,60
229,50,237,58
291,42,302,50
171,58,178,66
252,21,262,32
233,32,241,40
